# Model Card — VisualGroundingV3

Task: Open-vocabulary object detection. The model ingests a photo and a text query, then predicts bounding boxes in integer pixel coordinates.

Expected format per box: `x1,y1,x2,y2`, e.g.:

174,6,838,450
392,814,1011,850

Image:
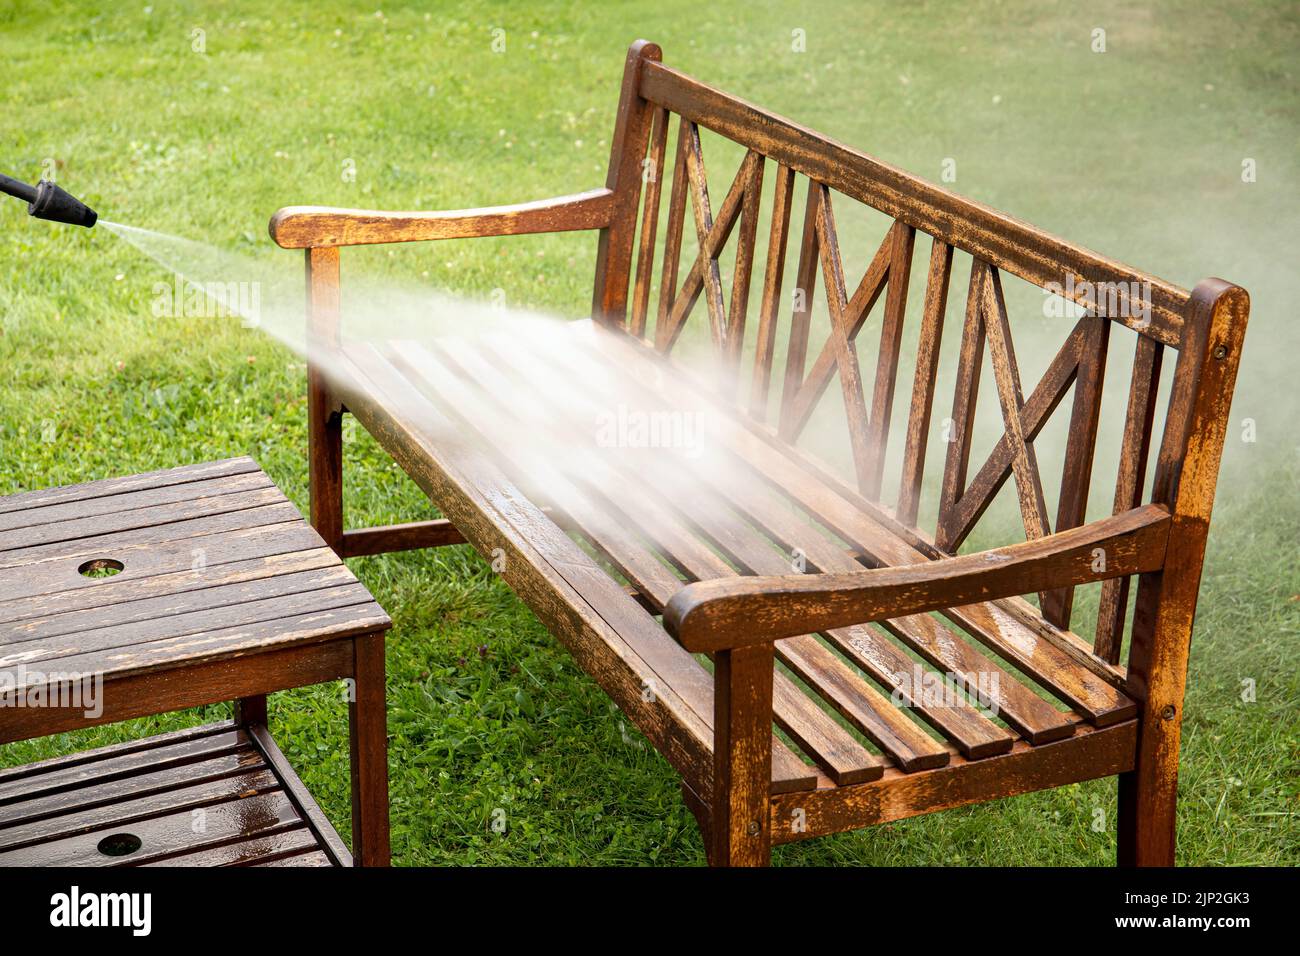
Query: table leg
233,694,267,727
349,631,390,866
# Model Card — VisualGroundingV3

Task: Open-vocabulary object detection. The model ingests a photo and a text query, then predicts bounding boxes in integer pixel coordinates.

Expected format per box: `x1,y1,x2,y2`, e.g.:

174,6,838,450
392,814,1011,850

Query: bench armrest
664,505,1171,653
269,188,616,249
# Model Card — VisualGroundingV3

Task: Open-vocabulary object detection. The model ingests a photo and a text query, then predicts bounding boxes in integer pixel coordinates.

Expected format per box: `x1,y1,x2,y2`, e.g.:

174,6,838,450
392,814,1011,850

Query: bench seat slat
391,335,1013,771
524,335,1071,749
399,338,884,786
377,340,825,788
426,337,964,768
572,324,1138,726
465,334,1020,760
334,343,816,796
324,317,1137,795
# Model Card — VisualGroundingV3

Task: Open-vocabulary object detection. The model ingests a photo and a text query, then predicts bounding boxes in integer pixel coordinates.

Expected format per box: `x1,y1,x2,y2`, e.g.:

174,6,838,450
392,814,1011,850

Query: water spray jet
0,173,98,228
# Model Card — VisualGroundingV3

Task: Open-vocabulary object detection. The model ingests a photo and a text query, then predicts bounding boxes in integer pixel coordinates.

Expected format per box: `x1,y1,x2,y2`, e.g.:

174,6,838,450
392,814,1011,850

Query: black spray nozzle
0,173,97,228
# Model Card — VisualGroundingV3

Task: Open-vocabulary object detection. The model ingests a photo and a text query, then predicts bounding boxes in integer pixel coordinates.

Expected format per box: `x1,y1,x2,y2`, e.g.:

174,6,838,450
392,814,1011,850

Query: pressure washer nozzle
30,180,98,228
0,173,97,228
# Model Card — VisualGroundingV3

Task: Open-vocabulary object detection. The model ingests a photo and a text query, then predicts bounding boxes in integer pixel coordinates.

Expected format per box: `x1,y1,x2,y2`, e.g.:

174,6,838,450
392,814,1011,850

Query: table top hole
78,558,124,578
96,832,142,857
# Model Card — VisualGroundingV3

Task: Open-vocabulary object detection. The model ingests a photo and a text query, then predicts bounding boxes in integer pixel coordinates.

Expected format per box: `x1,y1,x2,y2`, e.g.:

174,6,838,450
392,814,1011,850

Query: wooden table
0,457,392,866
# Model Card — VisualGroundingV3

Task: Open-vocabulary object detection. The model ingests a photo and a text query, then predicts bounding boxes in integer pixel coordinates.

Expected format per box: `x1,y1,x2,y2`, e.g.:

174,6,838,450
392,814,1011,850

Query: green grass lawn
1,0,1296,865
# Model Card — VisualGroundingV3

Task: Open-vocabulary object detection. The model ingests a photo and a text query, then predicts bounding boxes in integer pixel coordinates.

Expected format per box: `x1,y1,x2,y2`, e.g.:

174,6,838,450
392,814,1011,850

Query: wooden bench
269,41,1250,866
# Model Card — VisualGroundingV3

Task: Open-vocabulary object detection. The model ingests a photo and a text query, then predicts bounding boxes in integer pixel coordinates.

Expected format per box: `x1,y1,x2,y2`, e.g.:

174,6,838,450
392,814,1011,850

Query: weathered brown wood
726,153,764,372
1095,334,1164,661
248,723,353,866
1,763,274,848
0,725,251,801
1041,315,1110,627
771,719,1136,843
478,335,1075,755
231,692,267,728
251,849,334,867
937,262,987,547
938,314,1094,552
657,145,760,354
569,326,1139,725
154,831,325,867
0,634,357,745
0,470,274,535
0,457,261,516
980,264,1051,545
863,222,917,499
630,106,670,338
339,519,466,557
349,633,390,866
777,638,949,772
749,163,795,420
1119,279,1249,866
0,721,350,867
683,121,729,351
332,343,737,797
666,504,1170,652
710,642,774,866
4,582,374,673
0,462,392,866
778,180,821,437
269,189,616,249
0,519,322,605
0,462,387,688
654,117,691,351
782,217,894,444
896,238,953,525
307,245,343,553
638,59,1190,344
441,337,889,785
592,40,663,325
480,334,1011,760
812,187,876,494
394,337,826,788
0,484,288,554
0,790,302,867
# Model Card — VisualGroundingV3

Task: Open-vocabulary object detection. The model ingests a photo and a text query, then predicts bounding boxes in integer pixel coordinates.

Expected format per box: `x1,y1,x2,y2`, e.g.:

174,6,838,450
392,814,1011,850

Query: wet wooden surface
0,457,390,690
0,721,349,866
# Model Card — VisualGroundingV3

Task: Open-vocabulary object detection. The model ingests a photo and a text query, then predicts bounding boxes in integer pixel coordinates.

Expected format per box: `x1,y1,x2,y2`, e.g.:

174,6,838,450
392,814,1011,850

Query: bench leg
708,644,774,867
308,376,344,552
349,632,390,866
1117,771,1174,867
1117,706,1181,866
306,245,344,552
1117,572,1190,867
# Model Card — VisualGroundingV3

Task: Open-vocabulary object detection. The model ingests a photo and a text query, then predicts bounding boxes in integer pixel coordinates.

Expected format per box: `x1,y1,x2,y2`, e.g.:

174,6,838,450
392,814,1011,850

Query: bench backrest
590,42,1249,668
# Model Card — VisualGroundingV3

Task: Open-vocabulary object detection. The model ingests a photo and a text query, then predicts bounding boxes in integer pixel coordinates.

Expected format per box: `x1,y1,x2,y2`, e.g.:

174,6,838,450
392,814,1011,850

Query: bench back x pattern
589,43,1249,666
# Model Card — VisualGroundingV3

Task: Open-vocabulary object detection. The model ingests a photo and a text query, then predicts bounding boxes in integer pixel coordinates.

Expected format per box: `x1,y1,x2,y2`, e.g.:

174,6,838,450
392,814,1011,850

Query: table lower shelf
0,720,351,867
